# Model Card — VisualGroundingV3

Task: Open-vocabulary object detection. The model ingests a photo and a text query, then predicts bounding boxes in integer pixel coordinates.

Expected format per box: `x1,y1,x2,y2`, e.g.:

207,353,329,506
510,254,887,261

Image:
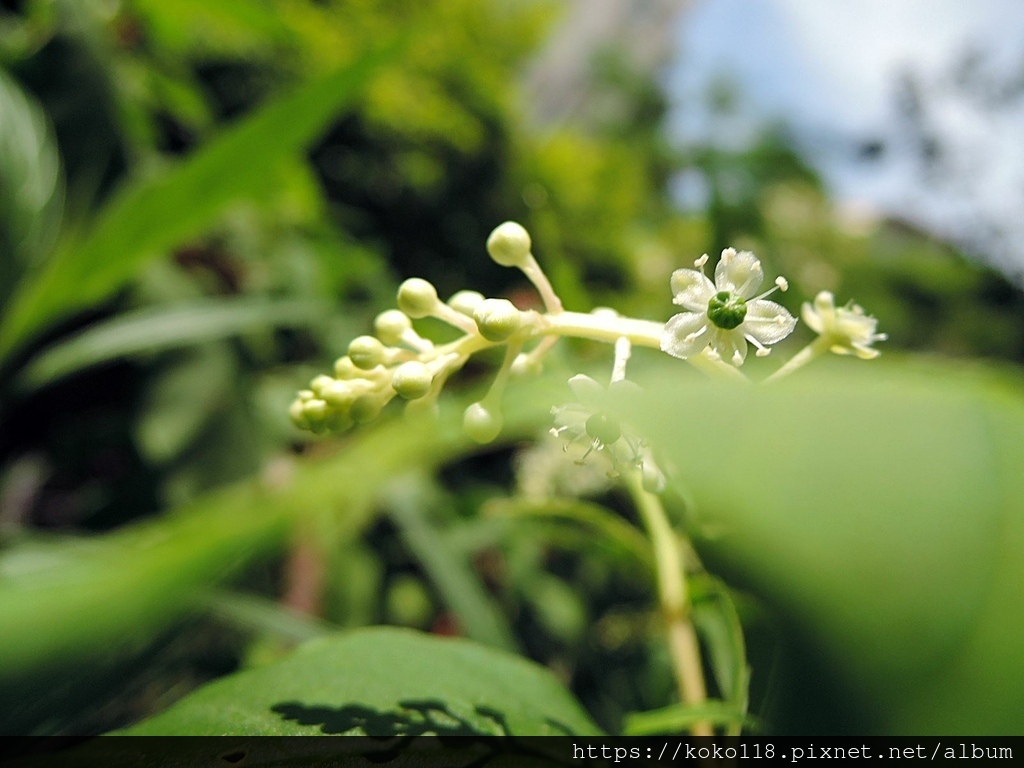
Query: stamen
684,325,707,343
694,253,709,269
577,441,598,464
746,335,771,357
752,275,791,302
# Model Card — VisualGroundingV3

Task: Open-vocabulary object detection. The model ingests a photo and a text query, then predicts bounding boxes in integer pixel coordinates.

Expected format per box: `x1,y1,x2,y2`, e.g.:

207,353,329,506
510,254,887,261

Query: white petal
743,300,797,345
852,344,881,359
714,249,763,297
567,374,605,405
801,302,824,334
709,327,747,366
836,311,878,344
660,313,711,359
669,269,715,311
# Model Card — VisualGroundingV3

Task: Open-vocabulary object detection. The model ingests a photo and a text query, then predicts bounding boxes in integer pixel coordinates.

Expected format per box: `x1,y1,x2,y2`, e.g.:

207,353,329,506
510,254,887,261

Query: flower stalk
626,471,710,736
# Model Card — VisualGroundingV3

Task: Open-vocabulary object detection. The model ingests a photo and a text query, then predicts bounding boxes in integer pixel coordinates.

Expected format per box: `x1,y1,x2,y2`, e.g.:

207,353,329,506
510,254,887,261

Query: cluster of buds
289,222,563,440
290,222,886,458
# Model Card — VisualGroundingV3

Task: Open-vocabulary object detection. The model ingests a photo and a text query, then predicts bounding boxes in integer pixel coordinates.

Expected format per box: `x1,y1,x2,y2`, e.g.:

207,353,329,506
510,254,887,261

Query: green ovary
707,291,747,330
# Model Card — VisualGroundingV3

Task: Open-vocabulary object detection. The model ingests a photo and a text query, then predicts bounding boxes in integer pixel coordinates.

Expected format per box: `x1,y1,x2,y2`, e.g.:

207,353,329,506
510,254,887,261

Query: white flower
549,374,665,492
661,248,797,366
802,291,887,359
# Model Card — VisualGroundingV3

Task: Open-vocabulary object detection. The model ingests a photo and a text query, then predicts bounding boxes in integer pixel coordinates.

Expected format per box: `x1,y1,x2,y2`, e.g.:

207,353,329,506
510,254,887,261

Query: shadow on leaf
271,698,576,738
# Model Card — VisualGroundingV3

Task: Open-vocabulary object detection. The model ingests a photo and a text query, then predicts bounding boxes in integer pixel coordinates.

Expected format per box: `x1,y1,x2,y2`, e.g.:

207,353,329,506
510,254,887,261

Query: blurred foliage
626,359,1024,734
1,0,1023,739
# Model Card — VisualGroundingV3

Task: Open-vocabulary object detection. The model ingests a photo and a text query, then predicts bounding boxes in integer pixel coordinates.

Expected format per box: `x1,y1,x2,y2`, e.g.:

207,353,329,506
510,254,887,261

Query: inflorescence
289,222,885,470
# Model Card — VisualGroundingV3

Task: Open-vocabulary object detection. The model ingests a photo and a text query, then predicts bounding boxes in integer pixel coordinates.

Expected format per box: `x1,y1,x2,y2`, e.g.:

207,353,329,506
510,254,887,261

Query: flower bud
486,221,532,267
473,298,522,342
348,335,386,370
302,398,329,425
326,410,354,433
391,361,433,400
374,310,412,346
463,402,502,444
309,375,334,397
397,278,439,318
350,393,384,424
288,399,310,429
334,356,359,379
320,379,359,409
510,352,539,377
448,290,486,316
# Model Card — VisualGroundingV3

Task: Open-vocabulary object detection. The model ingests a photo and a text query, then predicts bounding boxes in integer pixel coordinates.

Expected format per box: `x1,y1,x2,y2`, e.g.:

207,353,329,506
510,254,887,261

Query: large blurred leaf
0,376,562,734
0,37,400,360
625,358,1024,734
116,627,600,735
0,412,458,733
0,69,62,309
18,297,330,390
130,0,288,55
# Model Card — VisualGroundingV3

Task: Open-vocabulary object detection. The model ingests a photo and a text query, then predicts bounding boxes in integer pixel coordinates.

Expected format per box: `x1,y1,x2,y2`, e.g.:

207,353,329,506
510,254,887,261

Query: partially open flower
802,291,887,359
550,374,664,490
661,249,796,366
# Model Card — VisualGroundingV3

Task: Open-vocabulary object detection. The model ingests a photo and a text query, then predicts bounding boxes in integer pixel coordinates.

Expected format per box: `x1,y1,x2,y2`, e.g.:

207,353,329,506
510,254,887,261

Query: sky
667,0,1024,280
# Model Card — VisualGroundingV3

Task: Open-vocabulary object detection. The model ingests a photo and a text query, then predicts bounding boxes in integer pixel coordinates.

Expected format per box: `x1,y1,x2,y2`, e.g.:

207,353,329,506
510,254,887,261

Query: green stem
543,311,747,382
521,253,564,314
421,309,748,384
481,338,523,409
626,472,711,736
764,335,831,383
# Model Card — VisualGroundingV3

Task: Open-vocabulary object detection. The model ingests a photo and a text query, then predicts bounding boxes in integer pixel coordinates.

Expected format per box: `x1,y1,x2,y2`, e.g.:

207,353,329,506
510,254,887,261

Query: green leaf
0,410,465,733
486,496,654,579
131,0,289,55
18,297,330,390
0,37,400,360
135,345,234,463
116,627,601,735
527,572,589,645
689,575,749,734
0,377,558,734
385,475,518,651
0,69,63,308
202,590,337,644
623,701,759,736
626,358,1024,734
